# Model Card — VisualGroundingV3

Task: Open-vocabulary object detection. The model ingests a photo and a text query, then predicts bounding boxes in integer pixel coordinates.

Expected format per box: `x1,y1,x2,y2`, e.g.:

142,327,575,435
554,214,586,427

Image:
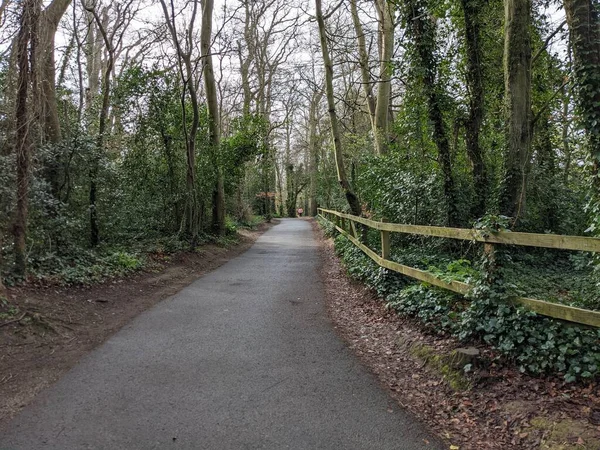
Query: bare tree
201,0,226,235
307,86,323,216
372,0,395,155
38,0,72,145
350,0,376,123
160,0,201,243
349,0,395,155
84,0,138,246
37,0,72,197
315,0,361,217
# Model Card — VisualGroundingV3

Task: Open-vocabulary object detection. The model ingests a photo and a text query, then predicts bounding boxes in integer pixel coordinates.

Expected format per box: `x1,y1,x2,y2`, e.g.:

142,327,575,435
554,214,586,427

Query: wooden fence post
483,242,496,285
381,218,390,260
350,220,358,238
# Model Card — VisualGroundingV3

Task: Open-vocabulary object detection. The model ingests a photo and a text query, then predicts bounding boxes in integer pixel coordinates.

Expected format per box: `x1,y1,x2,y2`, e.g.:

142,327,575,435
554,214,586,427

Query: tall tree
201,0,225,235
83,1,138,246
38,0,72,198
315,0,361,217
562,0,600,202
499,0,532,222
307,88,323,216
84,2,111,247
373,0,396,155
404,0,459,227
13,0,39,276
350,0,376,123
38,0,71,145
460,0,488,218
350,0,395,155
160,0,201,243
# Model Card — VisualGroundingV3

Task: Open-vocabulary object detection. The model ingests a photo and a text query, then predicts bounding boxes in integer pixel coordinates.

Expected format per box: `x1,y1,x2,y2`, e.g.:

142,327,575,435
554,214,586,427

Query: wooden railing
317,208,600,328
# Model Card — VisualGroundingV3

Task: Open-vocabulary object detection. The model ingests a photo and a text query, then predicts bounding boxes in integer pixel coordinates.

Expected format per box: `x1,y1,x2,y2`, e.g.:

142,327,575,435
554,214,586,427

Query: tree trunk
563,0,600,194
37,0,71,145
315,0,361,217
201,0,225,235
160,0,201,243
461,0,488,219
308,90,323,216
406,0,459,227
13,0,39,277
156,110,181,231
183,54,200,242
561,85,572,183
499,0,532,222
535,114,559,231
350,0,376,123
38,0,72,199
373,0,395,155
286,163,296,217
86,6,114,248
85,9,102,109
239,1,254,116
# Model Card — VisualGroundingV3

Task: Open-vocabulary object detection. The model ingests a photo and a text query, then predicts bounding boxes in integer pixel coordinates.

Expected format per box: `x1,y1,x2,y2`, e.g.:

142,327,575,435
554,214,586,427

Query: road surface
0,219,441,449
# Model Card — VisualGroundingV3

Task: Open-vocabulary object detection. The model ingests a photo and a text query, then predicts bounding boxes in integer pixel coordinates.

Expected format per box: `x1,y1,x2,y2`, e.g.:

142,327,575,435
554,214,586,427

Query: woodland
1,0,600,380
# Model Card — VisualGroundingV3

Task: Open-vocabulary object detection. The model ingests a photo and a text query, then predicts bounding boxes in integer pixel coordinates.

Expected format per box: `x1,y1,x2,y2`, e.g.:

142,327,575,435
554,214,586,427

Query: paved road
0,219,441,450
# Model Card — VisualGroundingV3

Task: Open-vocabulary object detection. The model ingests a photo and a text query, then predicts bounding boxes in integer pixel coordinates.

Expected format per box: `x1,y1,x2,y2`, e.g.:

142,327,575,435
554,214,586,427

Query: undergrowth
2,215,262,287
319,217,600,382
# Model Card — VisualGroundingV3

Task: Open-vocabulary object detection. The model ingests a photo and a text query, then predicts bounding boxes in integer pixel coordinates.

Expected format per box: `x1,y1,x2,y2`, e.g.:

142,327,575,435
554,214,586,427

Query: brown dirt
312,219,600,450
0,222,275,424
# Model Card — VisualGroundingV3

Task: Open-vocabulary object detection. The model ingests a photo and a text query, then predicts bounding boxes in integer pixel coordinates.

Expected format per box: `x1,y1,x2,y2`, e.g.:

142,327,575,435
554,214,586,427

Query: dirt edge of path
312,219,600,450
0,221,277,424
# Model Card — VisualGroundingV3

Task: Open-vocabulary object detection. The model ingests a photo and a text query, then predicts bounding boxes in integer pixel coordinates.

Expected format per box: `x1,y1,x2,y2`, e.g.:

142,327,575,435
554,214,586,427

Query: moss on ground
529,416,600,450
404,340,472,391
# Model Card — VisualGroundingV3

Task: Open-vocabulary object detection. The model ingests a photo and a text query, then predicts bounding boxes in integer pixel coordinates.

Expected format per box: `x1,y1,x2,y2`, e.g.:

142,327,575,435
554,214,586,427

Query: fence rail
317,208,600,328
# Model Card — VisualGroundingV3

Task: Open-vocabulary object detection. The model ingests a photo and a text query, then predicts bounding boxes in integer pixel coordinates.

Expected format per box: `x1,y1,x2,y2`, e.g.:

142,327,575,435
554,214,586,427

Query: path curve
1,219,441,449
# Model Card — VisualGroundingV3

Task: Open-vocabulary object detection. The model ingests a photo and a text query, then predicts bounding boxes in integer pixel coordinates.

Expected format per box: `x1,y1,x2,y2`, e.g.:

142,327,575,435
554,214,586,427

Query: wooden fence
317,208,600,328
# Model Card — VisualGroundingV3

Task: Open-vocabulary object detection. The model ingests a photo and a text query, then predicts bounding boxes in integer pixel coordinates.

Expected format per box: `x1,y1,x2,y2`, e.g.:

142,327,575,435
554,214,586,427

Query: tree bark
286,163,296,217
84,4,114,247
201,0,225,235
315,0,361,217
38,0,72,198
13,0,39,277
160,0,201,243
461,0,488,219
373,0,395,155
499,0,532,222
563,0,600,194
308,89,323,216
238,0,254,116
406,0,459,227
38,0,71,145
561,85,572,183
350,0,376,123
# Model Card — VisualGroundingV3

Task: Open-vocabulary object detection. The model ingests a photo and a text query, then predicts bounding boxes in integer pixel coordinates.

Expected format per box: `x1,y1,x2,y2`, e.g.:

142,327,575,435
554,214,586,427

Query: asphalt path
0,219,442,450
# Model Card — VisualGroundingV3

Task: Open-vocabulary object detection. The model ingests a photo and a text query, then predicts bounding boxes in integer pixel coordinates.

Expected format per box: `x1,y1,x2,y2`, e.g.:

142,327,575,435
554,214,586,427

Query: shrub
330,230,600,382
